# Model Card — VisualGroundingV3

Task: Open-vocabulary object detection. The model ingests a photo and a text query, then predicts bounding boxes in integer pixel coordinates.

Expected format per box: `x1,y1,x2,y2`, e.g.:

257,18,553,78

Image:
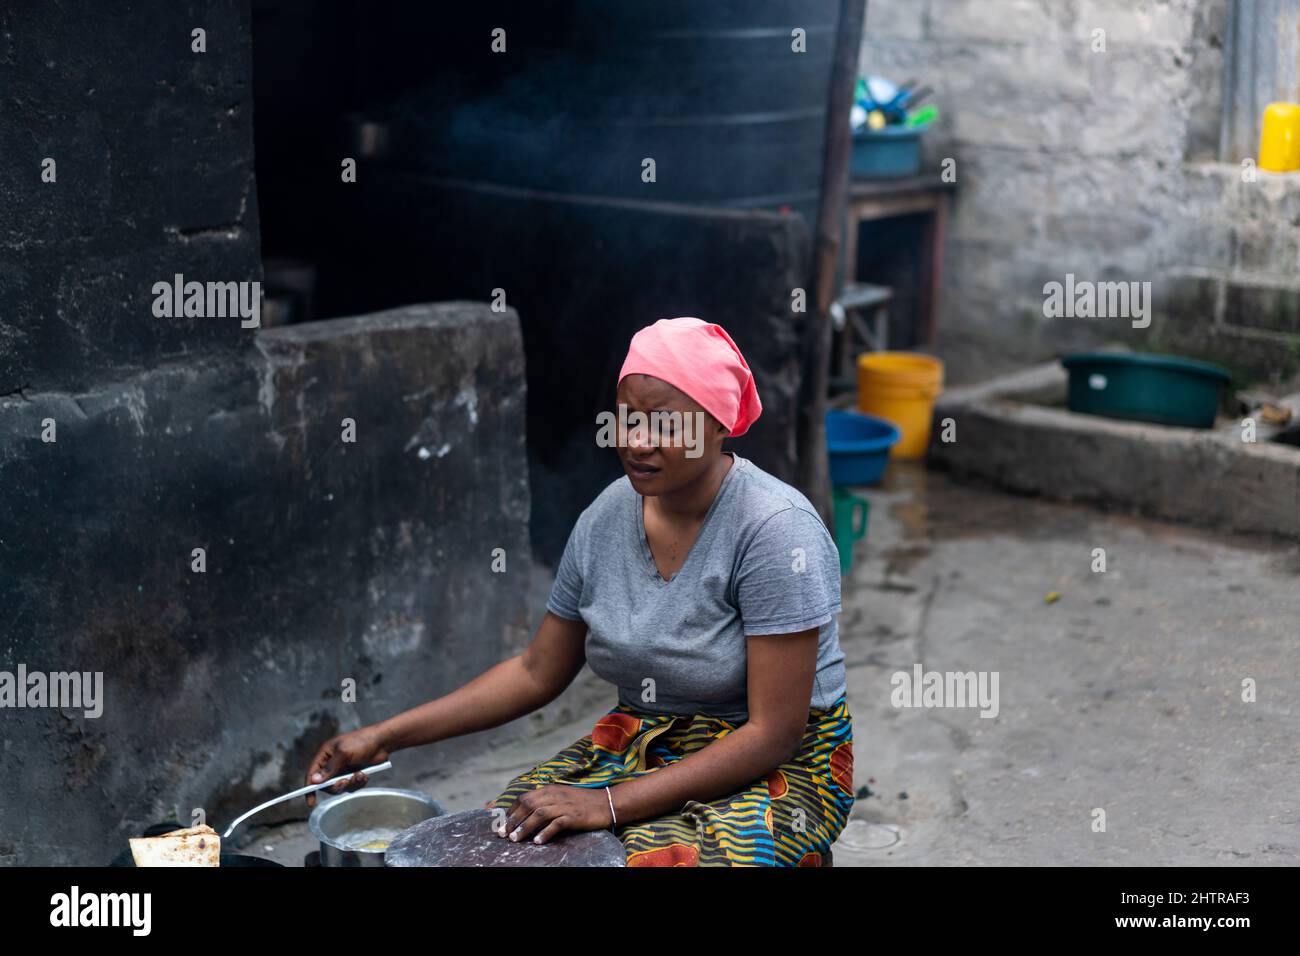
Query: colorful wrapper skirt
488,696,854,867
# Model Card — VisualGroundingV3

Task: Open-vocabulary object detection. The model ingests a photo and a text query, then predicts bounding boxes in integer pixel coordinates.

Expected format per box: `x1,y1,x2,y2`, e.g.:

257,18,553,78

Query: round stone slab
385,809,626,867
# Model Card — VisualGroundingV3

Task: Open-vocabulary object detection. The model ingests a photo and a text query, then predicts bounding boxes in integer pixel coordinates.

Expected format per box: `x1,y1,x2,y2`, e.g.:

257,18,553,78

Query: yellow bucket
856,351,944,459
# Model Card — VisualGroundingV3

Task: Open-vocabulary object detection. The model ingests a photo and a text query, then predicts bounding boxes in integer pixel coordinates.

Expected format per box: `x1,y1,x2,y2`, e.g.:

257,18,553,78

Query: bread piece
129,824,220,867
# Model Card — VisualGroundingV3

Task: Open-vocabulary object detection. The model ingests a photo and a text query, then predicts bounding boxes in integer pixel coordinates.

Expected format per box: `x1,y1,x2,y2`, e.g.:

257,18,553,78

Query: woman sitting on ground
305,317,854,866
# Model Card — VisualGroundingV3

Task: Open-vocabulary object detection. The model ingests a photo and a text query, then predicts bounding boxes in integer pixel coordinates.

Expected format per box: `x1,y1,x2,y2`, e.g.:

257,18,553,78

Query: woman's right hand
304,726,391,808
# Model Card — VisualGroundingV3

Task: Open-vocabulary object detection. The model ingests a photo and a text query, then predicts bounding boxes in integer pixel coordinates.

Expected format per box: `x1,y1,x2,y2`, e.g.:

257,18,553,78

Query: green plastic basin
1060,352,1231,429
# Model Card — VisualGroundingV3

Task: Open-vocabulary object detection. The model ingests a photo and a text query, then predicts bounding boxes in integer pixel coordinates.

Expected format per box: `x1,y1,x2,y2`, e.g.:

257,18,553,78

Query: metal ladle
221,760,393,839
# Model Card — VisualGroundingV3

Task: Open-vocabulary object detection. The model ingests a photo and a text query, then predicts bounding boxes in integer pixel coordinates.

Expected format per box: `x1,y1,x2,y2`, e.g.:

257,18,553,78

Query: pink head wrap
617,317,763,438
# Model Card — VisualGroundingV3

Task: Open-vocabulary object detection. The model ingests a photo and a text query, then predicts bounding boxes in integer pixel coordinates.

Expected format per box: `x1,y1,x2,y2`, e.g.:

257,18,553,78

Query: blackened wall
0,3,536,865
0,302,534,866
0,0,262,393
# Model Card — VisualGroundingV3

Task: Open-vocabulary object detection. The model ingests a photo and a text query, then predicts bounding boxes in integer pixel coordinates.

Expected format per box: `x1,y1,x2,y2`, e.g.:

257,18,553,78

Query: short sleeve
735,507,841,636
545,514,587,621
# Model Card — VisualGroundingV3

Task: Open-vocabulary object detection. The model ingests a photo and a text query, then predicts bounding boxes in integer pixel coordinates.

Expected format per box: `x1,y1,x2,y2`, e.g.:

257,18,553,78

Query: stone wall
861,0,1300,387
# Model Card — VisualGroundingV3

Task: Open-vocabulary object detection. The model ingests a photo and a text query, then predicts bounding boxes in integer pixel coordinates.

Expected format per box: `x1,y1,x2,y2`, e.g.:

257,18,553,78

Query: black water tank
385,0,840,215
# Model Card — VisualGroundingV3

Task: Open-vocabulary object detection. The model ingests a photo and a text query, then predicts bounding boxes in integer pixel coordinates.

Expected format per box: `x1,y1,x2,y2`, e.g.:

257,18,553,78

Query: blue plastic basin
850,123,931,179
826,410,901,486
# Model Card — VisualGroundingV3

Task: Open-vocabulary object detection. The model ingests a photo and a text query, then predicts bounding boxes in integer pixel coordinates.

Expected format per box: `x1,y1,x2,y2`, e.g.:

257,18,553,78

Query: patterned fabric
488,696,854,867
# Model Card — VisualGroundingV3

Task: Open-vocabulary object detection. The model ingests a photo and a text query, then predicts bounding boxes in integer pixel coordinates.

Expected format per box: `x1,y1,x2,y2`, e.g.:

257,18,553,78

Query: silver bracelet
605,785,618,829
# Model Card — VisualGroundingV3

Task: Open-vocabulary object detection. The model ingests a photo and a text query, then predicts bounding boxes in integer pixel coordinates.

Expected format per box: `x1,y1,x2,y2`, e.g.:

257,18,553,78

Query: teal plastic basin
1060,352,1231,428
850,124,930,179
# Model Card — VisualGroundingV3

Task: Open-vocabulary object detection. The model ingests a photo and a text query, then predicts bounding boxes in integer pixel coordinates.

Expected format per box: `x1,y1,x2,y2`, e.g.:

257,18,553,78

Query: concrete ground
245,465,1300,866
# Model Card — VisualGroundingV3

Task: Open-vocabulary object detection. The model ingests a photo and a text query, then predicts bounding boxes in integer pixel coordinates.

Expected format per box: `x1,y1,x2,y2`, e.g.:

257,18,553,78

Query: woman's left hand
495,784,614,845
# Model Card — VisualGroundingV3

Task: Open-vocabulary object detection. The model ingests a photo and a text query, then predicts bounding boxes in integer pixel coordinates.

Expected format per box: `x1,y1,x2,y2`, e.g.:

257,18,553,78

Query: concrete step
928,362,1300,540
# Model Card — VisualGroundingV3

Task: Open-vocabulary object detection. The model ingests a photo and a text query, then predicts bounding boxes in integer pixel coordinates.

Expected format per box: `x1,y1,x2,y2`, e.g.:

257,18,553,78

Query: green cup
831,488,871,575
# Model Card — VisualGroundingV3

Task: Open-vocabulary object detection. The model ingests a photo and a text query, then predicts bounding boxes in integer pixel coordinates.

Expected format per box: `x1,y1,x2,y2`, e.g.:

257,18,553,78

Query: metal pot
309,787,445,867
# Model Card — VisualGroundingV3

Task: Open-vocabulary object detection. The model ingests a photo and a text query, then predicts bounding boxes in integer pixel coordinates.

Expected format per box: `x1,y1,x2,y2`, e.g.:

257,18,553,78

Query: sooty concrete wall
0,0,536,865
0,0,262,393
0,303,532,865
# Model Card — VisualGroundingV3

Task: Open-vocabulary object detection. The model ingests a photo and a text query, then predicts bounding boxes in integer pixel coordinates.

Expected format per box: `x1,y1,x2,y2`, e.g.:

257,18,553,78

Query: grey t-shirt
546,453,847,722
